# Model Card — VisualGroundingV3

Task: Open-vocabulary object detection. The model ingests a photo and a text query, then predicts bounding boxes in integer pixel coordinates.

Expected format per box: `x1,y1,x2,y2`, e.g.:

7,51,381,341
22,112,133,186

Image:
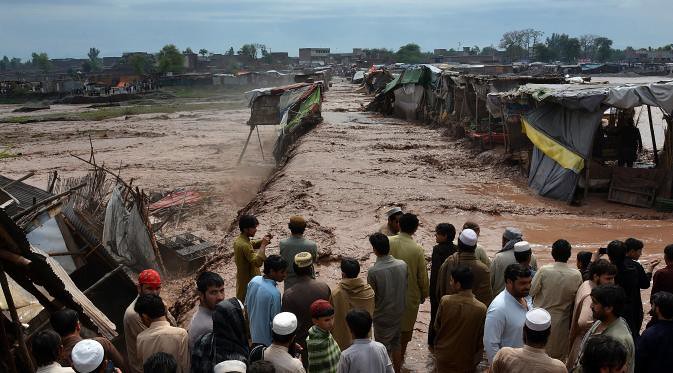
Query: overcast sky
1,0,671,60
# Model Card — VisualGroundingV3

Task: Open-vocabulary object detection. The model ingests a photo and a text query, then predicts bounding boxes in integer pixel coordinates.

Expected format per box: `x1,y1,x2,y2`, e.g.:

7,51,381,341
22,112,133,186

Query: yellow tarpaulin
521,117,585,173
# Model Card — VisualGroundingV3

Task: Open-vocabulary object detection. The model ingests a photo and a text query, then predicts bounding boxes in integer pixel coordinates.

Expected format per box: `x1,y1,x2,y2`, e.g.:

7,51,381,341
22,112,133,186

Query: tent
488,80,673,202
242,82,324,163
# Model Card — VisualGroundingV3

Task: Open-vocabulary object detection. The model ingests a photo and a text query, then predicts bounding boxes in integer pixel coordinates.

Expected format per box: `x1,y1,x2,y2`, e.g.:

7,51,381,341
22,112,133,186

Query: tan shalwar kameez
491,345,567,373
530,262,583,360
566,280,596,368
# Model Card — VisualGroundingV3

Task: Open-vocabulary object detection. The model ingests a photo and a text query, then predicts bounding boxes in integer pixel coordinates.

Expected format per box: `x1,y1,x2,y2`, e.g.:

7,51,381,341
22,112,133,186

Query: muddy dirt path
173,80,673,371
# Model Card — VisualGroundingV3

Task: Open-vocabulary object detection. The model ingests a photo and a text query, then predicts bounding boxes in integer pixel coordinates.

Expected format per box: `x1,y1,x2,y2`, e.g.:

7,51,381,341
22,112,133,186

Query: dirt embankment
171,81,673,371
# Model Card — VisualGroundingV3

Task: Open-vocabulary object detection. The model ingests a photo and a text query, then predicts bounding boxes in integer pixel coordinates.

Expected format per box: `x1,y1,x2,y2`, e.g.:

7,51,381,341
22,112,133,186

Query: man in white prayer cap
491,308,566,373
71,339,116,373
263,312,306,373
379,207,403,236
213,360,247,373
437,229,493,307
513,241,535,277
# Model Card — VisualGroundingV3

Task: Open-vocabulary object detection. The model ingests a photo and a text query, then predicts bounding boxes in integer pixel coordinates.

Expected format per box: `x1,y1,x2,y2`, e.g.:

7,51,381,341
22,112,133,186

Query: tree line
2,35,672,75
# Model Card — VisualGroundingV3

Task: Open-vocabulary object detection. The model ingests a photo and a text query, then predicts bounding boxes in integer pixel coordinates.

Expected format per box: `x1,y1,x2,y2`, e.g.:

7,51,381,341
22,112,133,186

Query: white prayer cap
525,308,552,331
385,207,403,218
458,229,478,247
214,360,247,373
272,312,298,335
71,339,104,373
514,241,531,253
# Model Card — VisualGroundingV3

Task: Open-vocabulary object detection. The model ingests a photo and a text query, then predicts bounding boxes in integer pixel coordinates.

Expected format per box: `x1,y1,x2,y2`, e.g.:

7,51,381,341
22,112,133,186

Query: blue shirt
483,289,532,364
245,275,281,346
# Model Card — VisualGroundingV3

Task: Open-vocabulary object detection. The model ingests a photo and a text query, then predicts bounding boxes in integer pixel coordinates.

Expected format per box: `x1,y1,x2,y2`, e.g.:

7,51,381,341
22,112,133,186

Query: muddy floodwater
3,80,672,372
170,80,672,371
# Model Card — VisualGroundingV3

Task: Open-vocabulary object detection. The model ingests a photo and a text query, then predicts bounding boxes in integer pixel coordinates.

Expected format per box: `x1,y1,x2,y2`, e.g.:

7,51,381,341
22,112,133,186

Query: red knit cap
310,299,334,318
138,269,161,285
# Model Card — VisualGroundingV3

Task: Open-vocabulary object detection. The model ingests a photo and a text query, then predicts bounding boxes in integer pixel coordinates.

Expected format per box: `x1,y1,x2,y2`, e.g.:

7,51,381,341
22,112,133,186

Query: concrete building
299,48,330,65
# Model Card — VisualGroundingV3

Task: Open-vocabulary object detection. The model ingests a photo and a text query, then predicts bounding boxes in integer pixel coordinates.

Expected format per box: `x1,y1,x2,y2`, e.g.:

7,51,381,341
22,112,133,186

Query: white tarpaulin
102,185,158,272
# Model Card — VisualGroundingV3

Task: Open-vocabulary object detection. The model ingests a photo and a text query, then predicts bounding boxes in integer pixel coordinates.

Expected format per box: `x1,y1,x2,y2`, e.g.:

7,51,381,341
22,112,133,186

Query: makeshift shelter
487,81,673,204
366,64,441,120
241,82,324,163
359,68,394,94
1,201,119,372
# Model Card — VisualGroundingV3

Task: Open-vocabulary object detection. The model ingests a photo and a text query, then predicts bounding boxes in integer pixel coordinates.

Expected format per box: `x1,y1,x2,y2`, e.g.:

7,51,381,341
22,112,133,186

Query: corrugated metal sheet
30,246,118,340
0,175,52,217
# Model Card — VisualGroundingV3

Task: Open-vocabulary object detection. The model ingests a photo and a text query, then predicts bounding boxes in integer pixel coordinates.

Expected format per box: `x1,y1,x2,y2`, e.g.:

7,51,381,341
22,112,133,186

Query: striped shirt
307,325,341,373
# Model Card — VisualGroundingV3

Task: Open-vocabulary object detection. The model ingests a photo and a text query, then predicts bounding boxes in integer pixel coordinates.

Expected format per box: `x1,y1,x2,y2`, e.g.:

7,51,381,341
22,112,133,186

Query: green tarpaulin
285,86,322,132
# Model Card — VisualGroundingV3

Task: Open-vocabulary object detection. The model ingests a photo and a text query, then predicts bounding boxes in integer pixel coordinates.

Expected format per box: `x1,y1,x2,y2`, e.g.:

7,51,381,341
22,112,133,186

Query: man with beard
567,259,617,368
379,207,403,236
188,271,226,350
191,298,250,373
574,285,634,373
124,270,177,373
484,264,533,365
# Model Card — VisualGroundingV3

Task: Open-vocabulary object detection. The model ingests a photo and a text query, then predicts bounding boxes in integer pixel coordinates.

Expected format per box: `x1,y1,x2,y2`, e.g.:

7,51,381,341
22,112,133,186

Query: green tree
546,33,581,63
10,57,21,69
199,48,209,57
81,60,92,73
533,43,553,62
157,44,185,73
184,47,194,54
88,47,102,71
226,47,235,56
479,46,498,56
129,54,152,76
238,44,257,60
579,34,598,60
0,56,8,72
31,52,51,73
396,43,423,63
594,37,613,62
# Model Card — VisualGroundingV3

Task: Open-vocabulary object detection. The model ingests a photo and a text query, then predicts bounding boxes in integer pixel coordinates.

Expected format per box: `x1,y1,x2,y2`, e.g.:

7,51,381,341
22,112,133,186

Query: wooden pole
0,264,33,372
237,126,256,165
647,105,659,165
256,126,265,160
84,265,123,295
0,171,35,190
11,182,87,220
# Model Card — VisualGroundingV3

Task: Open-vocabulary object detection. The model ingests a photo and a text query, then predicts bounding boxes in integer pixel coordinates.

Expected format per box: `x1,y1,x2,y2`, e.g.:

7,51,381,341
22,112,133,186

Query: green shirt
389,232,429,332
234,233,265,301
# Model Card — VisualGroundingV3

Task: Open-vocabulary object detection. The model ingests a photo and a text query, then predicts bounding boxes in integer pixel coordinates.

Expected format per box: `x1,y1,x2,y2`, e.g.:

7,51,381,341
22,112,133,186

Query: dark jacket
429,242,456,345
616,259,650,339
191,298,249,373
636,320,673,373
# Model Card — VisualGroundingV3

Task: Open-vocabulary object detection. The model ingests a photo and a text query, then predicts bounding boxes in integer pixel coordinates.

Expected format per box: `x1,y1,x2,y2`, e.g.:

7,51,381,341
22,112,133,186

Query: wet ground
0,98,278,246
3,80,672,371
170,80,673,371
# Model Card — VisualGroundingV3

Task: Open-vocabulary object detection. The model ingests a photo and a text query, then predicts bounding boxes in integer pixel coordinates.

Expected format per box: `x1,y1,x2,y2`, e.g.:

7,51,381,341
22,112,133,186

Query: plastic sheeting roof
493,81,673,114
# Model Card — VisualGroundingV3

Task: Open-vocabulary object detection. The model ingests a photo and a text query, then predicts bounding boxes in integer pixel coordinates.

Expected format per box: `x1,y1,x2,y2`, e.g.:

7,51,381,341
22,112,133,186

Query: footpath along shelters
241,82,324,163
486,80,673,206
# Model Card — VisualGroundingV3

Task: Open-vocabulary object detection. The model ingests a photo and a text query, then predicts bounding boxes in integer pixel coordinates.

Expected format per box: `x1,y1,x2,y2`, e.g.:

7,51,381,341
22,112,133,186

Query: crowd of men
25,207,673,373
